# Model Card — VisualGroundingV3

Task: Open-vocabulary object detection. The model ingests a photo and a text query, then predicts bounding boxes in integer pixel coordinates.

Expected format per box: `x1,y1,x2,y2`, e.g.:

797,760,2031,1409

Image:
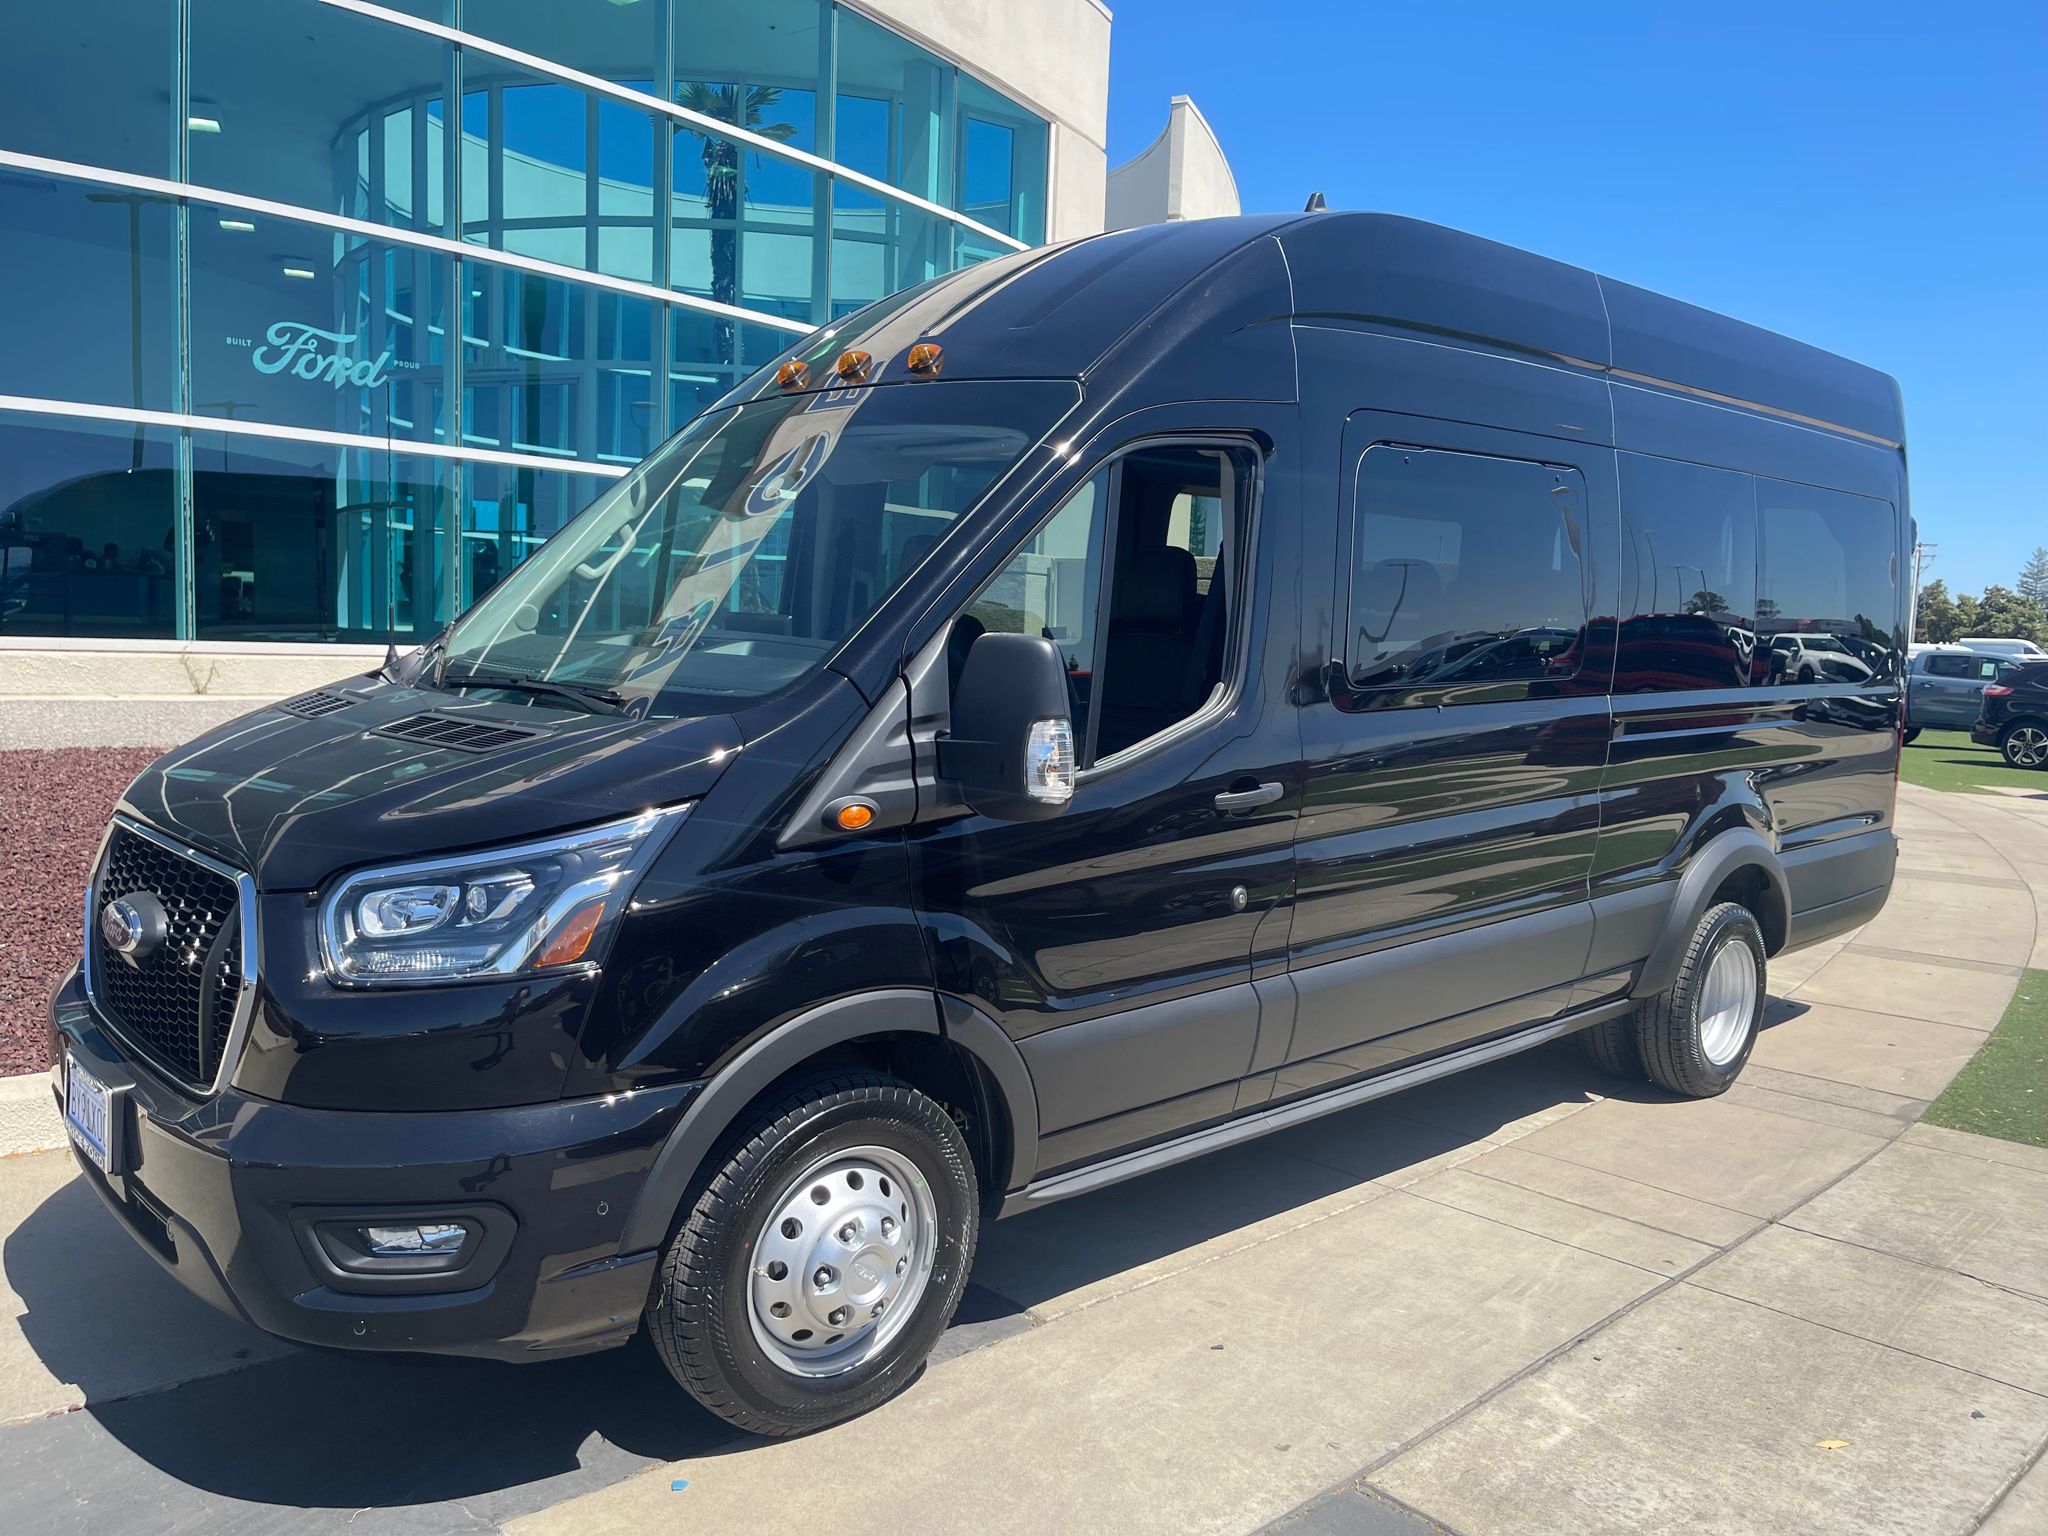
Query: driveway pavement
1,781,2044,1534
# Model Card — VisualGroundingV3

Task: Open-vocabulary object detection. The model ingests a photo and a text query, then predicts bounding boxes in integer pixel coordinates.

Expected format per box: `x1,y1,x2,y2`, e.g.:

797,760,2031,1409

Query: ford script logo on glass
245,320,397,391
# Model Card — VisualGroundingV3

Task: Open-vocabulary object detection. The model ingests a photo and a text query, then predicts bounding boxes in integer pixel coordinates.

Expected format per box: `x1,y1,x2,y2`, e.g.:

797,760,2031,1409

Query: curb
0,1069,64,1157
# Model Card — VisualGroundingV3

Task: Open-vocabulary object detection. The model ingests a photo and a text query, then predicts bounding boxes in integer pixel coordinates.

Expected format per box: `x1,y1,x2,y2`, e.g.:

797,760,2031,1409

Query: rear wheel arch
1633,829,1789,998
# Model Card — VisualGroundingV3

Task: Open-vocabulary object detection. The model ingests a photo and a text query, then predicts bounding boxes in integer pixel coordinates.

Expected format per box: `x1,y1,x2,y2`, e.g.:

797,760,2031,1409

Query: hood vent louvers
374,711,551,754
277,689,353,719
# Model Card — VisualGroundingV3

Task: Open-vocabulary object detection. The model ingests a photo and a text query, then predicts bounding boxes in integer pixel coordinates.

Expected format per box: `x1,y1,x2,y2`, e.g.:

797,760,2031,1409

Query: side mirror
943,632,1075,821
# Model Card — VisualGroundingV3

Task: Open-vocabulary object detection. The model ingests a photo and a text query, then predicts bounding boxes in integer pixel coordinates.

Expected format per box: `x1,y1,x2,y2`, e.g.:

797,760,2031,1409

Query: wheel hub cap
747,1145,935,1378
1697,939,1759,1067
2011,728,2046,767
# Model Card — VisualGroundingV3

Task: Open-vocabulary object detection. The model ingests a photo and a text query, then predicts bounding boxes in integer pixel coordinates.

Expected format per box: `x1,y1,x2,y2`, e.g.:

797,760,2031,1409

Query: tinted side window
1924,652,2000,680
1616,455,1757,691
1348,446,1587,692
1757,479,1900,683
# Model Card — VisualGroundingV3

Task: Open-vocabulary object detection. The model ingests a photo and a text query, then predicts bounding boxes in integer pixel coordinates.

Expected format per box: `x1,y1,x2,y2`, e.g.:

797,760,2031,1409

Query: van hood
115,678,744,892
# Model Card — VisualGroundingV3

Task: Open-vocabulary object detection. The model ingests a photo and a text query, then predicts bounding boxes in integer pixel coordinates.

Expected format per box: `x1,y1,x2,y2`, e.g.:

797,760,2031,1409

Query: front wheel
1630,902,1767,1098
647,1071,979,1437
2001,723,2048,770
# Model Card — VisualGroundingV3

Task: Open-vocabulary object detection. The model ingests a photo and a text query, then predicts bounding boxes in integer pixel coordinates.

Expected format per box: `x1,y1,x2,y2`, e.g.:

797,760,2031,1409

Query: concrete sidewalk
1,782,2043,1534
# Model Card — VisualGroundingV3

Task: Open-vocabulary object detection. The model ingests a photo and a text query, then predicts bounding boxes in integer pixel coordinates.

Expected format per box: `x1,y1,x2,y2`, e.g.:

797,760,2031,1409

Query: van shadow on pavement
4,1037,1672,1522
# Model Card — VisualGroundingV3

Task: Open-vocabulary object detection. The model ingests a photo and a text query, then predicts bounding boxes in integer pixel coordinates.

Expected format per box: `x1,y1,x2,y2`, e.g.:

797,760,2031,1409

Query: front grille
90,825,246,1090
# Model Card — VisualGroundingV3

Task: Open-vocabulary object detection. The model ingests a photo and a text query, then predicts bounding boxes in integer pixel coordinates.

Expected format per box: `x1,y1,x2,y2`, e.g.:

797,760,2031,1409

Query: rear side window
1616,454,1757,691
1757,479,1900,683
1925,652,2003,680
1347,445,1587,692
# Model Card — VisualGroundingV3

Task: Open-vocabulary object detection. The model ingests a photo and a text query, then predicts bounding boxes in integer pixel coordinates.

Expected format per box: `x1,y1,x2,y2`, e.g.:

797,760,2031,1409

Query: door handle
1214,781,1284,812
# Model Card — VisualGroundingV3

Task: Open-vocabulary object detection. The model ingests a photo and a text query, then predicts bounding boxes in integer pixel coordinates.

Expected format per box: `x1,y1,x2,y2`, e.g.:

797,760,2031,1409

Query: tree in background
1973,585,2042,643
1915,552,2048,646
1915,578,1960,642
2021,546,2048,615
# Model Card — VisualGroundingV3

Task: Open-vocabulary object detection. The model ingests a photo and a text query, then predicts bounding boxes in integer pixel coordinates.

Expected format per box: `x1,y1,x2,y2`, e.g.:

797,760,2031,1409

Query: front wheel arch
619,991,1038,1254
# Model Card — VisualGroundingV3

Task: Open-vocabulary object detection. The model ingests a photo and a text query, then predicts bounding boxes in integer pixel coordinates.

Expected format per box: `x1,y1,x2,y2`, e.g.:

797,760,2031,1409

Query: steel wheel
1696,938,1758,1067
2004,725,2048,769
745,1144,937,1379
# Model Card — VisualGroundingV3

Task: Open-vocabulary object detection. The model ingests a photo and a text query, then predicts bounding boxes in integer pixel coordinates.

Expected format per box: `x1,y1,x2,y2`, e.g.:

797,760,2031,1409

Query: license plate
64,1052,113,1175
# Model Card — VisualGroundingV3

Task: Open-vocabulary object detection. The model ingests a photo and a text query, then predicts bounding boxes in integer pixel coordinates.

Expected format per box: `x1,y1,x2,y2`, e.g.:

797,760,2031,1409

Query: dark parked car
50,212,1908,1437
1974,662,2048,767
1906,647,2020,739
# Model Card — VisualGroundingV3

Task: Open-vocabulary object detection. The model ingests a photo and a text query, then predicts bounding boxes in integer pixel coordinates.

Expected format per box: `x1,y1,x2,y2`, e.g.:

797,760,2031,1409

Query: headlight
318,805,689,986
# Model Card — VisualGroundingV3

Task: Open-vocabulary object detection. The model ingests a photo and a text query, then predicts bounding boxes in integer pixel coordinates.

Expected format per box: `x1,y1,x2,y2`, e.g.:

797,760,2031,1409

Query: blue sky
1104,0,2046,598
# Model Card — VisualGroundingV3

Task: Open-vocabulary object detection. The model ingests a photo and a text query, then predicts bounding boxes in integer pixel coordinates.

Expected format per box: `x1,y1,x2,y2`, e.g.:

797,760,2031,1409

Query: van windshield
436,380,1077,716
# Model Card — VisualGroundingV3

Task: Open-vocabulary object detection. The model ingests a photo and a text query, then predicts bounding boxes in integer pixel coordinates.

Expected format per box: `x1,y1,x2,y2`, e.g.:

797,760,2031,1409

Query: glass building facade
0,0,1049,643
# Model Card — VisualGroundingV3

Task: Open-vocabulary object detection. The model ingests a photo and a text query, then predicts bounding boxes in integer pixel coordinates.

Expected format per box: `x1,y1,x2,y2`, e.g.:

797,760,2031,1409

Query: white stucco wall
857,0,1112,241
1105,95,1241,230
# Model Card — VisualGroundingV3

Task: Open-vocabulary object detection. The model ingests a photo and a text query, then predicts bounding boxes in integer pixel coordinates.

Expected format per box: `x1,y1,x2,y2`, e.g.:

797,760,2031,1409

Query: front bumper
48,967,697,1362
1972,720,2002,747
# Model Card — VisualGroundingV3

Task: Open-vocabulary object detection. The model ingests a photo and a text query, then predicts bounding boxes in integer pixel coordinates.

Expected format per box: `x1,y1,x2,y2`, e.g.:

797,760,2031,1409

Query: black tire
2000,721,2048,770
1577,1014,1642,1080
1797,666,1817,684
647,1071,979,1437
1902,726,1921,745
1631,902,1766,1098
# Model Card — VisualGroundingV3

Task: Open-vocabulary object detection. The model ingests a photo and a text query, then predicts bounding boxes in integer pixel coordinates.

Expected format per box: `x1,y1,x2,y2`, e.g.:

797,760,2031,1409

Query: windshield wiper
440,665,630,717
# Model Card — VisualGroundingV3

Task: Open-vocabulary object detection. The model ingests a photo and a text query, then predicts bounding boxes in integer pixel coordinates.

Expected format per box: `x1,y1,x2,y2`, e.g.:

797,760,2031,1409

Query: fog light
361,1222,469,1257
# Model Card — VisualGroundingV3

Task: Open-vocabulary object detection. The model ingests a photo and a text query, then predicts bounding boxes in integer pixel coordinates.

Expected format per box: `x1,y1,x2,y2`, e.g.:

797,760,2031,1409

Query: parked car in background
1974,662,2048,768
1957,637,2048,662
1906,647,2021,740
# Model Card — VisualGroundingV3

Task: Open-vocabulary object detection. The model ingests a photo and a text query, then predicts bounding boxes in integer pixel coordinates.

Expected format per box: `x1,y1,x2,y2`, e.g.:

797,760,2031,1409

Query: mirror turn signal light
835,349,873,382
775,358,810,390
906,342,944,375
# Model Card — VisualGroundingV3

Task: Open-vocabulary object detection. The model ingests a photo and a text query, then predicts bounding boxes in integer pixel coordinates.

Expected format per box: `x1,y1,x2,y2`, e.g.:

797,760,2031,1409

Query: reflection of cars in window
1767,633,1875,684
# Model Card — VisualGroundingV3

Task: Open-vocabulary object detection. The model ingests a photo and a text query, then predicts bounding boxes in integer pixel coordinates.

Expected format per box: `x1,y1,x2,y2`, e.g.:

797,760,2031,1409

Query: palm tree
676,84,798,365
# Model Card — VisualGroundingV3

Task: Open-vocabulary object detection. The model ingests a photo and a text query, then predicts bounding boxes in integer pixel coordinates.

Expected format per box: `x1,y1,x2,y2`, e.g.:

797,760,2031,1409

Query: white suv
1767,633,1874,683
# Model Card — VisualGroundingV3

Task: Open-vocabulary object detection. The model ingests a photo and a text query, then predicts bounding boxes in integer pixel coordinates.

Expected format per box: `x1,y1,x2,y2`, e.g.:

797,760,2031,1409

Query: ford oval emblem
99,892,167,960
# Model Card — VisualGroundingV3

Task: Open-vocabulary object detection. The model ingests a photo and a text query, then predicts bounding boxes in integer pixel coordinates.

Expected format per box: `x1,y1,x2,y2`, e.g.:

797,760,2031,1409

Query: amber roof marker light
775,358,809,390
835,349,873,382
906,342,944,376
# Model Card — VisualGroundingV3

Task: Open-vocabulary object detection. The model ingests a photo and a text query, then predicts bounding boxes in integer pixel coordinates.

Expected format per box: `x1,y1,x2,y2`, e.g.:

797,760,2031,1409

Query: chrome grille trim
82,815,259,1097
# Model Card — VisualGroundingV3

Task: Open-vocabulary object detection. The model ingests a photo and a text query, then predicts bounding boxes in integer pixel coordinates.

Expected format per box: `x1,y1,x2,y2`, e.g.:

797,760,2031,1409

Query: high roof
747,212,1904,447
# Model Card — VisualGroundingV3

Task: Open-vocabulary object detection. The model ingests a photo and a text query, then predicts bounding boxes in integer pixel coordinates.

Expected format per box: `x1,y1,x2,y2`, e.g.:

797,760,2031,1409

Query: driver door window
962,441,1254,767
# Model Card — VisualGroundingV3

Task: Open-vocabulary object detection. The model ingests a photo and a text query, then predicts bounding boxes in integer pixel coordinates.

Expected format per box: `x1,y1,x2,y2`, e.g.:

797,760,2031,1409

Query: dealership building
0,0,1236,699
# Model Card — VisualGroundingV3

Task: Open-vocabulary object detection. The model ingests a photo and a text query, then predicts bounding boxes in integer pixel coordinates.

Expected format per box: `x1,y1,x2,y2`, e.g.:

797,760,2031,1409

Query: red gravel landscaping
0,747,164,1077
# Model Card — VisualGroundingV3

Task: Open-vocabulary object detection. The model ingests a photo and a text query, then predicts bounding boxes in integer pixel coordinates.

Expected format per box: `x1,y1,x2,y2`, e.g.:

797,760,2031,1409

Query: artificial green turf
1900,728,2048,797
1923,971,2048,1149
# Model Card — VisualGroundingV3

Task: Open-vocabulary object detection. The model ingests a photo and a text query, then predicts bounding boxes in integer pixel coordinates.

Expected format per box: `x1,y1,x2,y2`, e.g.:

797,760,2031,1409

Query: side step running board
999,996,1632,1217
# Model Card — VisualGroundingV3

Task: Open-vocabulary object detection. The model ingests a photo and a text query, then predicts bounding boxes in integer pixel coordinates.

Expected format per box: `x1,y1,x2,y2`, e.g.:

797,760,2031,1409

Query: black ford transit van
50,212,1907,1436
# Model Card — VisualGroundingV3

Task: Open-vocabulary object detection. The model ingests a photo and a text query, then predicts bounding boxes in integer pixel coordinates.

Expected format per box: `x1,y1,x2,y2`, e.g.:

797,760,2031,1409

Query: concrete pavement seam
1740,1064,1927,1118
1679,1272,2048,1403
1394,1176,1712,1278
1831,943,2029,978
1337,1094,1913,1492
1455,1161,1764,1249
